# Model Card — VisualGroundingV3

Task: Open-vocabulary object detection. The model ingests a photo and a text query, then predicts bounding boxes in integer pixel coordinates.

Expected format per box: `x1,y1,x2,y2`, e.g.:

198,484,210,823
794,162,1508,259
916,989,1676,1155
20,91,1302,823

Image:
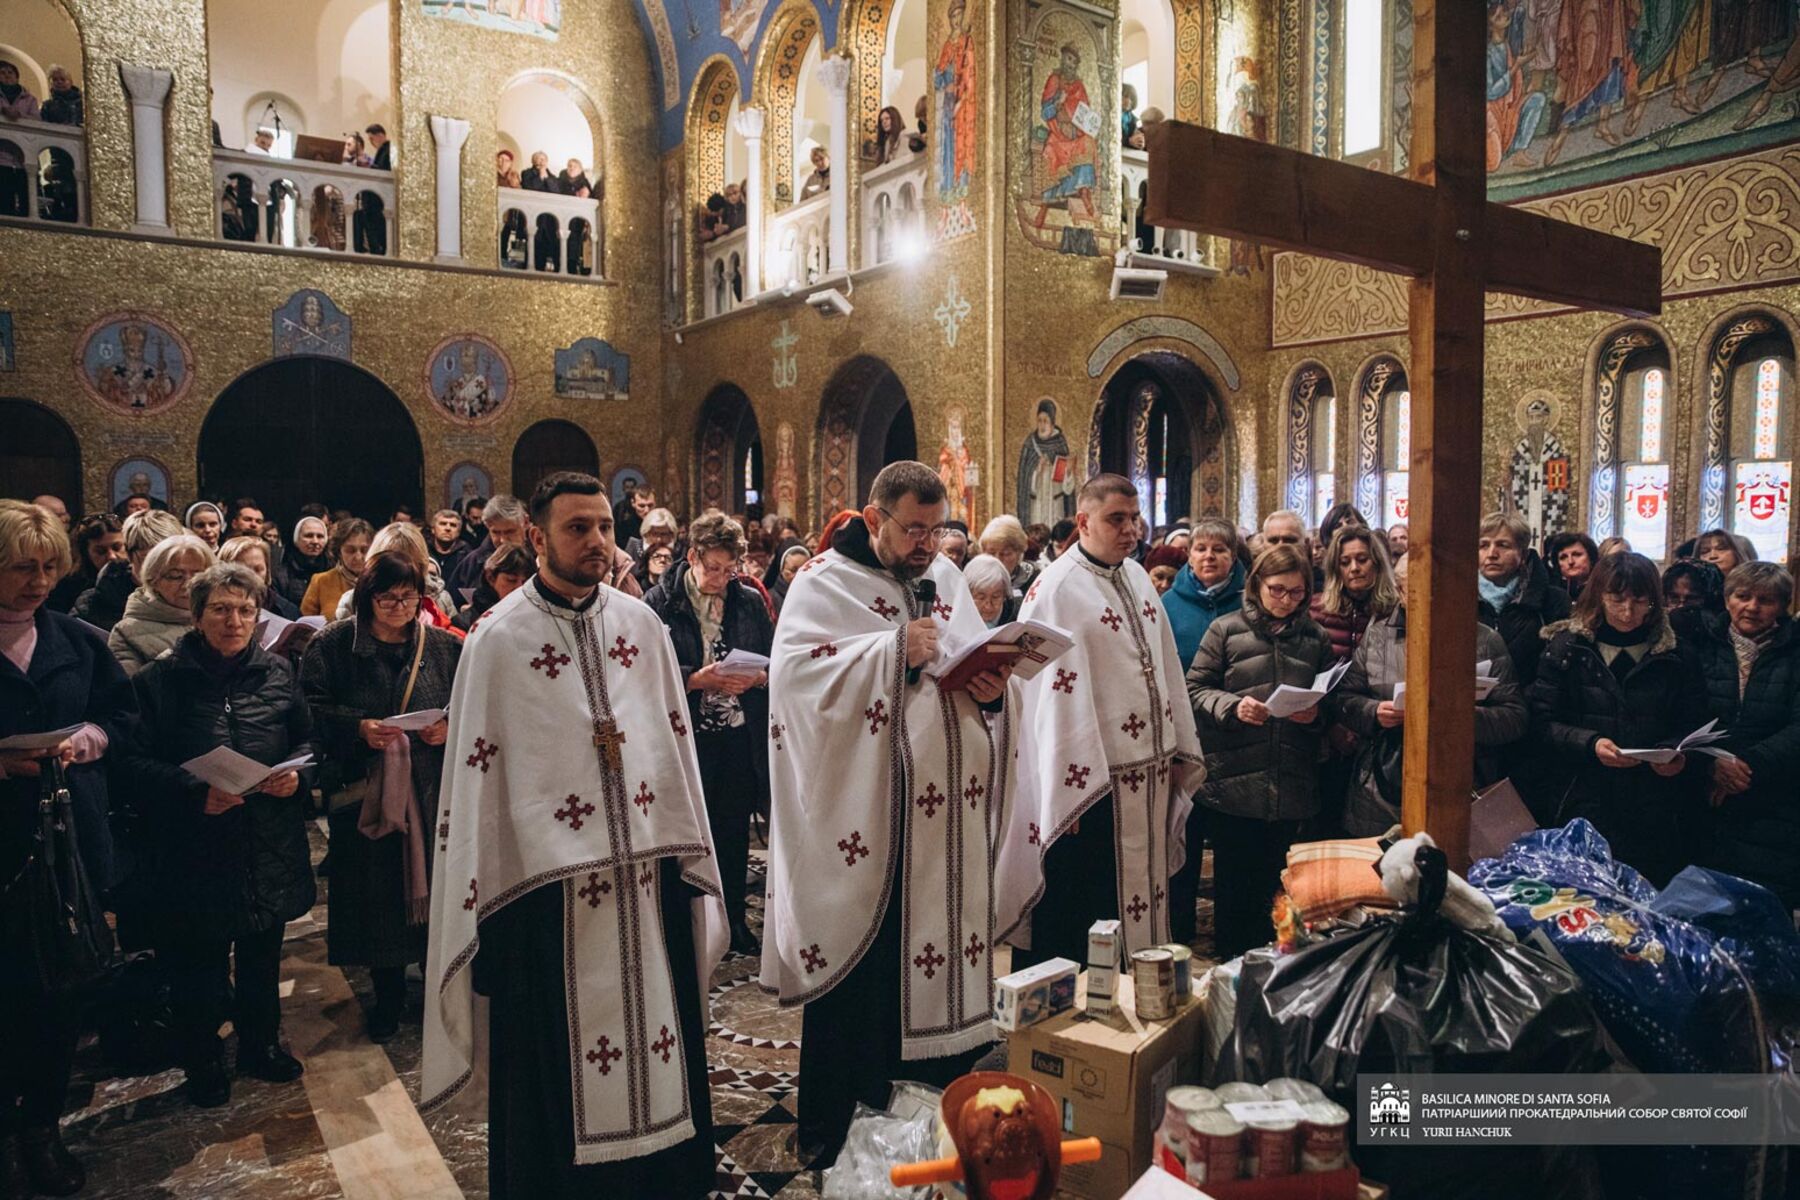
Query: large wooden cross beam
1145,1,1663,870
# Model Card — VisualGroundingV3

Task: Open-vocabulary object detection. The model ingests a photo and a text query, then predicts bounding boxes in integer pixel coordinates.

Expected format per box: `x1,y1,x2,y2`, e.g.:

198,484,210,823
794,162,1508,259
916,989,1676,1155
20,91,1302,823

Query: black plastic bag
1217,843,1620,1199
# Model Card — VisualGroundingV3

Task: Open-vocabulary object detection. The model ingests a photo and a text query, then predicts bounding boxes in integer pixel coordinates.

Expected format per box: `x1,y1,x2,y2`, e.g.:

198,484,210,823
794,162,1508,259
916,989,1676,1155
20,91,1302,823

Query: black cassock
473,860,713,1199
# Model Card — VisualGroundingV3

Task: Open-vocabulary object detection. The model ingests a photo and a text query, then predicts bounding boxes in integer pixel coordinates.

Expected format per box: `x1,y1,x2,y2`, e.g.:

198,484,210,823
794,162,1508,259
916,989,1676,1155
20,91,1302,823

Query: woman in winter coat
1162,517,1246,671
120,562,316,1109
301,553,461,1041
1308,525,1399,835
1545,531,1600,603
1526,552,1708,886
1333,552,1529,836
220,535,299,619
109,533,214,675
0,503,133,1197
75,509,184,632
1679,562,1800,905
643,514,775,955
1187,544,1333,958
276,516,332,607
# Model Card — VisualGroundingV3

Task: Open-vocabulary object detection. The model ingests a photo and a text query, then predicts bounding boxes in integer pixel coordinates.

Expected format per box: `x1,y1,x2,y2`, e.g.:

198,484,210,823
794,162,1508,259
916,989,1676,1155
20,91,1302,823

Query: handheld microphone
907,579,937,685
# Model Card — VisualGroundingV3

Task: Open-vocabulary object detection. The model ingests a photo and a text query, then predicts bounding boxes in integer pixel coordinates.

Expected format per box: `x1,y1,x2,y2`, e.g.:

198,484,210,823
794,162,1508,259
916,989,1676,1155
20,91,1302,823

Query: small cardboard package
994,957,1079,1032
1006,972,1206,1199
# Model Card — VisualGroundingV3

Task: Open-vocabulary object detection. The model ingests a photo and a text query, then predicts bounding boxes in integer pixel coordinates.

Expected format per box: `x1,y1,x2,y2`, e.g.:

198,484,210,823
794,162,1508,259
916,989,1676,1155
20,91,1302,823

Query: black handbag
2,759,116,996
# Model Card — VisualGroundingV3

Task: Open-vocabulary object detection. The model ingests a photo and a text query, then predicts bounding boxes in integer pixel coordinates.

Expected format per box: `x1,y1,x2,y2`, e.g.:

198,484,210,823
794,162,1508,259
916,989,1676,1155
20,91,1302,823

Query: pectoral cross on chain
593,721,627,772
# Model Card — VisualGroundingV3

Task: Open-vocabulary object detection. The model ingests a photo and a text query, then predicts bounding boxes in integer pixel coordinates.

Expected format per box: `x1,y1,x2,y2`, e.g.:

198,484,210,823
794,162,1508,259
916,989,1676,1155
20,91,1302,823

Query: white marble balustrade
0,116,87,225
1120,147,1208,270
764,190,831,292
701,226,749,319
212,149,394,255
496,187,603,278
859,150,927,270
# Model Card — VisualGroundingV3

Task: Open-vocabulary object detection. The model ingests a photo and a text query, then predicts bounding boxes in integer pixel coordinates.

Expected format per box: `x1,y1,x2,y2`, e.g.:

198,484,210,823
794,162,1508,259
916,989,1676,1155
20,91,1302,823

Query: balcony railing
497,187,603,278
764,190,830,292
700,226,749,319
212,149,395,255
1120,148,1208,270
859,150,926,270
0,116,87,225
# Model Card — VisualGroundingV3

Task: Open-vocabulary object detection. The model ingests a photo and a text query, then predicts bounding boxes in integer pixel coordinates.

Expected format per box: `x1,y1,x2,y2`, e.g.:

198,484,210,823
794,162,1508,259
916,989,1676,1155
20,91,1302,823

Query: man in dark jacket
1476,512,1570,686
1679,563,1800,904
447,493,528,598
642,513,773,955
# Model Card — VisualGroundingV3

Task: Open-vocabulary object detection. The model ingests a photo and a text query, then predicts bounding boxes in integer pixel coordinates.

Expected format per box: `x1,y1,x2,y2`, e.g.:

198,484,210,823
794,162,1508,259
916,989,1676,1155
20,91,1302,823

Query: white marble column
428,114,471,264
734,106,765,294
118,64,173,233
817,55,852,277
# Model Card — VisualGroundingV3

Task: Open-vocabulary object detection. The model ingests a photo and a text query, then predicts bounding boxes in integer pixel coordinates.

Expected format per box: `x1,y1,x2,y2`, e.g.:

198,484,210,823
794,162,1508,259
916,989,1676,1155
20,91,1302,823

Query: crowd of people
2,472,1796,1196
0,60,83,222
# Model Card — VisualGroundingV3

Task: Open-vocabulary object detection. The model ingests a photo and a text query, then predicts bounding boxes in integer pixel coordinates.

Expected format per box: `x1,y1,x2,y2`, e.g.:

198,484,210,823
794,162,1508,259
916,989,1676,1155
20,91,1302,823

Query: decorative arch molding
1282,360,1333,521
498,68,607,152
1693,304,1800,533
1085,316,1241,391
1352,354,1404,519
755,0,822,208
695,383,760,512
816,354,911,520
686,57,741,323
1088,348,1236,522
844,0,896,165
1582,321,1672,540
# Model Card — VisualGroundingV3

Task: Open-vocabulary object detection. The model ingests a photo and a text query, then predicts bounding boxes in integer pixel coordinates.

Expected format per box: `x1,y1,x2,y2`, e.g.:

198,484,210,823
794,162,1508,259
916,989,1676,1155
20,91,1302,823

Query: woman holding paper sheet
643,513,774,955
120,562,316,1109
0,501,133,1196
1526,552,1708,886
1334,553,1528,837
301,553,461,1041
1186,545,1333,958
1680,562,1800,904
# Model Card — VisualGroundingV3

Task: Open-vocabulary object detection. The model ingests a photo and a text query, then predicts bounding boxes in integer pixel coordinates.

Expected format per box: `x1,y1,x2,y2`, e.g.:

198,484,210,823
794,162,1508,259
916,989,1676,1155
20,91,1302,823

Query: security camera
805,287,853,318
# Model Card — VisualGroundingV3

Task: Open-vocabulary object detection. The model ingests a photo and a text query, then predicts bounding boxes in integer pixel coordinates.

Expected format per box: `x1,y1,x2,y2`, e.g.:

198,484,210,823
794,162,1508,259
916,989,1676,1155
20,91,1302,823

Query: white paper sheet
1263,659,1352,718
181,746,315,795
715,648,771,677
1618,717,1734,764
381,708,449,732
0,724,87,753
1393,672,1500,711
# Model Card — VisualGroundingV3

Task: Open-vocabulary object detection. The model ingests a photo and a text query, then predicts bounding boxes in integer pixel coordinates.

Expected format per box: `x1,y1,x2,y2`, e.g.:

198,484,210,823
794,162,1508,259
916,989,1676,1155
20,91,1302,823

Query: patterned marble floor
59,827,1215,1199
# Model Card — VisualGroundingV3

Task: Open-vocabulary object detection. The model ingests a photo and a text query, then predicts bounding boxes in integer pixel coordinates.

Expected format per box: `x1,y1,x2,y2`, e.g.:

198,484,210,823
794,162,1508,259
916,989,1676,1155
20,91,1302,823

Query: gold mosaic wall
3,0,666,517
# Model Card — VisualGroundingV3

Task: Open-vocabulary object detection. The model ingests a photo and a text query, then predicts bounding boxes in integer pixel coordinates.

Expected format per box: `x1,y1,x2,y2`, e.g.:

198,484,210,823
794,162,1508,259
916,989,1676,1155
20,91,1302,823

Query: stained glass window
1618,359,1671,558
1621,463,1669,560
1343,0,1383,157
1381,389,1410,528
1729,347,1793,563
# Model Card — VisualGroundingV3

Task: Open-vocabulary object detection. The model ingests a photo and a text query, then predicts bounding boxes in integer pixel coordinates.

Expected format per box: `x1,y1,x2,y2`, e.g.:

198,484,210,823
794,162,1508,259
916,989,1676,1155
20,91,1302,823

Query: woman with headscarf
1663,557,1726,614
184,501,224,550
761,539,810,612
278,516,332,607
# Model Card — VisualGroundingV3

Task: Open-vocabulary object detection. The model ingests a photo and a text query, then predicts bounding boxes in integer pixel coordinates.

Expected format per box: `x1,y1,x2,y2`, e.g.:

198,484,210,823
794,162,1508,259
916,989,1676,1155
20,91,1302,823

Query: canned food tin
1158,1086,1214,1176
1183,1110,1244,1187
1131,949,1175,1020
1245,1118,1298,1179
1160,943,1194,1002
1266,1077,1326,1104
1300,1100,1350,1172
1213,1081,1270,1104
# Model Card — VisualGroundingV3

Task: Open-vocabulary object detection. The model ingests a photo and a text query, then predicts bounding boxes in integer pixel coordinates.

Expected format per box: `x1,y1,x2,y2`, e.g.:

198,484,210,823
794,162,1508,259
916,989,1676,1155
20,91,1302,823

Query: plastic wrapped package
1470,819,1800,1198
823,1101,942,1200
1218,840,1618,1199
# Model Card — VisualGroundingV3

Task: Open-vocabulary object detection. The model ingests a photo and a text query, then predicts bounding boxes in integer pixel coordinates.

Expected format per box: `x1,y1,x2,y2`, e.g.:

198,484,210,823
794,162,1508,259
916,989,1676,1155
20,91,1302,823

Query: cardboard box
1007,972,1206,1199
1087,921,1125,1017
994,957,1078,1031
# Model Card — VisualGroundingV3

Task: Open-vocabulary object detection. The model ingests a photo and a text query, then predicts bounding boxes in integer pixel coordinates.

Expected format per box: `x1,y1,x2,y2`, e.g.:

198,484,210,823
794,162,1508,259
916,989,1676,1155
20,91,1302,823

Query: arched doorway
198,358,422,530
513,419,600,501
0,399,82,507
1092,351,1227,528
817,355,916,518
695,385,763,513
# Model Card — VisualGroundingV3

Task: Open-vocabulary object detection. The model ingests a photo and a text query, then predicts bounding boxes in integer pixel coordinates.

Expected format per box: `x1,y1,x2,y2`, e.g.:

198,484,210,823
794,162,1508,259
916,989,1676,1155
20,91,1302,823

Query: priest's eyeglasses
877,509,951,545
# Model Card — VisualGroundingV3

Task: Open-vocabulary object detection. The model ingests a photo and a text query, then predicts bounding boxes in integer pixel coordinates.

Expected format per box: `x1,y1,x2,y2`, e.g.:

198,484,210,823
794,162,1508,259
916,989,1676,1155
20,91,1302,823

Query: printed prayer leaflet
715,648,771,677
929,618,1074,692
1617,717,1734,764
0,724,88,753
1263,659,1353,718
1393,669,1500,711
382,708,449,731
181,745,315,795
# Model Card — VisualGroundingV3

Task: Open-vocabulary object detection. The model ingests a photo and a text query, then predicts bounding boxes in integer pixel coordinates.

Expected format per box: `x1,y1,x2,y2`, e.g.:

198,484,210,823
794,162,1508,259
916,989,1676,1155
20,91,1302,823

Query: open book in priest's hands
926,618,1074,693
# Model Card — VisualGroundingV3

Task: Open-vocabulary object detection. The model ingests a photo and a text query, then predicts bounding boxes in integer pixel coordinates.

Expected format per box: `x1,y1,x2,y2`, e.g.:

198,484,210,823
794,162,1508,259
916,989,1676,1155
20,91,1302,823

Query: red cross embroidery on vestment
578,873,612,908
1121,713,1146,739
633,782,655,814
1121,769,1146,793
1052,668,1077,694
916,783,945,818
801,943,828,973
466,737,499,772
586,1036,622,1076
1100,607,1123,631
1063,763,1090,789
810,642,838,658
554,794,595,830
869,595,899,619
1127,893,1148,922
651,1025,676,1064
530,643,570,678
965,776,985,809
607,636,639,669
914,942,946,979
1142,600,1159,624
1028,822,1041,845
864,699,889,734
463,878,478,911
771,723,786,750
669,709,687,737
837,831,870,866
933,597,953,619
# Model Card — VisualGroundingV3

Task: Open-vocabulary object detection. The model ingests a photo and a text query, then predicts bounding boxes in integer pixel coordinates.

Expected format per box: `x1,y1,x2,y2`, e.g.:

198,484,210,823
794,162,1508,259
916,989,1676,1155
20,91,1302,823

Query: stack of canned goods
1152,1080,1351,1187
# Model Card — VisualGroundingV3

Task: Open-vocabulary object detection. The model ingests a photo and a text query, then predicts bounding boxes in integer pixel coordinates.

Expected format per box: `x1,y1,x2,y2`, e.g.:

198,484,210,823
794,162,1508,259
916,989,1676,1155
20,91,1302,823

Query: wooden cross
1145,3,1662,870
592,721,627,773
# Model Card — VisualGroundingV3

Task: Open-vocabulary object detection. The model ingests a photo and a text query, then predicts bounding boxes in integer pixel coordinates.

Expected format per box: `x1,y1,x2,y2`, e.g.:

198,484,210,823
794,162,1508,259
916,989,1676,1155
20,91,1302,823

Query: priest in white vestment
1000,473,1206,966
762,462,1020,1165
421,473,725,1198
